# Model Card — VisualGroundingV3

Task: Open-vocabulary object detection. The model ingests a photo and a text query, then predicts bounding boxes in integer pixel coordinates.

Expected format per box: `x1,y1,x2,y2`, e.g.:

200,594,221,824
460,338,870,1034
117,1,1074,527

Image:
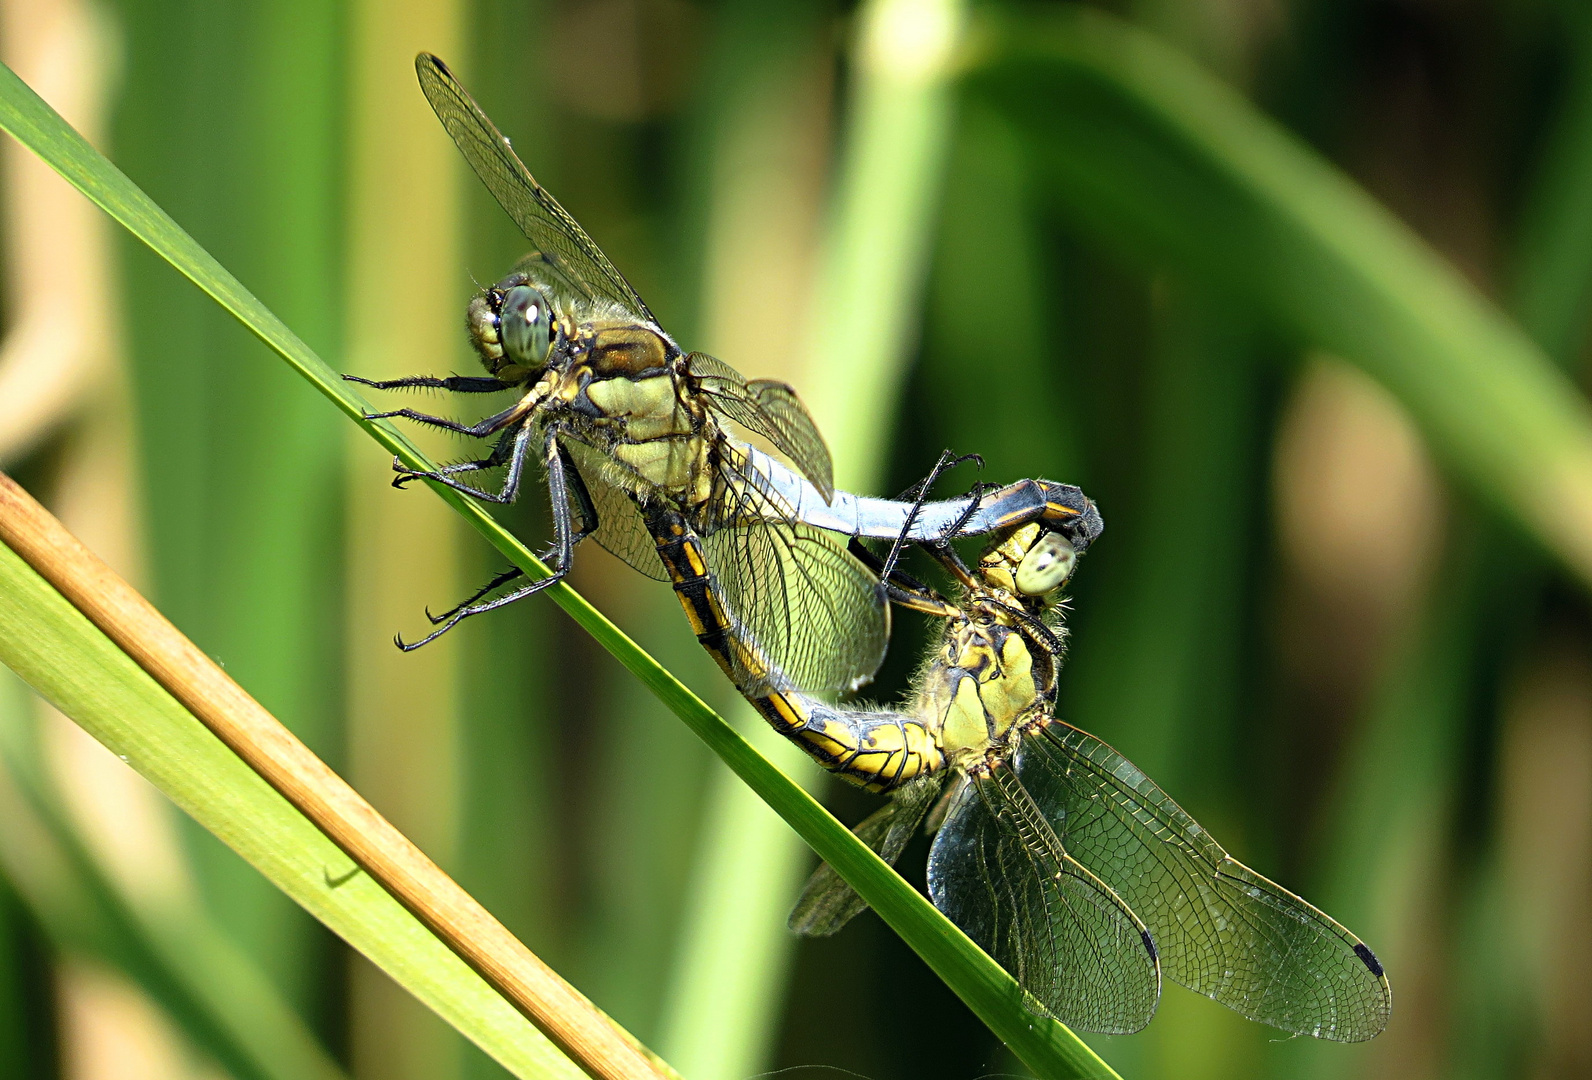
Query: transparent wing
1019,722,1392,1042
558,437,668,581
789,773,948,936
699,517,887,694
928,767,1161,1034
415,54,653,321
687,353,834,501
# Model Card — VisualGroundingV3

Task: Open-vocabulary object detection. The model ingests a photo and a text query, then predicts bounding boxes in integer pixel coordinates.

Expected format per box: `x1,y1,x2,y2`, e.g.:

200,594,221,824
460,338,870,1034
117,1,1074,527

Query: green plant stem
0,473,669,1080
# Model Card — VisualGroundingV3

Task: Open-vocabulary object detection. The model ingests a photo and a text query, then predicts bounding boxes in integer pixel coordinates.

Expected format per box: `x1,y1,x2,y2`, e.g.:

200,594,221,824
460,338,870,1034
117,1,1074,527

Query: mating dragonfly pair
350,53,1392,1041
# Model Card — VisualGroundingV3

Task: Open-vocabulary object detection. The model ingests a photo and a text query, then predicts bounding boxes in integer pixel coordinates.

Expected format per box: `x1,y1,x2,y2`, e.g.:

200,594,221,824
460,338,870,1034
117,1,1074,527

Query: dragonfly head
978,523,1080,600
1014,529,1078,596
468,275,558,382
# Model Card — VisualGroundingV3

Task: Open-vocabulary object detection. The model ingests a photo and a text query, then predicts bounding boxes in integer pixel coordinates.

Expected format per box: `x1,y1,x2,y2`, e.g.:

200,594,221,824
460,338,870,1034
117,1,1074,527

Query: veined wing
927,766,1161,1033
789,773,947,936
699,517,887,695
1019,722,1392,1042
559,437,669,581
687,352,834,501
415,54,654,321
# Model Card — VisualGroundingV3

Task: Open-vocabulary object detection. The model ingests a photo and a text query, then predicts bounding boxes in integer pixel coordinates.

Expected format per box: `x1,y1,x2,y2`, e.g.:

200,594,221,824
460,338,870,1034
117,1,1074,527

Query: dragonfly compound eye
466,292,503,364
500,285,555,367
1014,532,1077,596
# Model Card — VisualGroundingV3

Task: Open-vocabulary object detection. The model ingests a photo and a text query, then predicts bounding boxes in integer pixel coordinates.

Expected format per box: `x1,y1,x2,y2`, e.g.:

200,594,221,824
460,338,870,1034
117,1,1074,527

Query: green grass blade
0,670,349,1080
0,539,584,1080
0,55,1119,1080
968,6,1592,587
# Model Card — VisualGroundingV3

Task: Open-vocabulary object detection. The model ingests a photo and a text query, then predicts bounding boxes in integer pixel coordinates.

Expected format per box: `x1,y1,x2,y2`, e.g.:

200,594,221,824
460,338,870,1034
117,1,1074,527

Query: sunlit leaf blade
968,6,1592,588
0,673,350,1080
0,59,1120,1079
0,542,586,1080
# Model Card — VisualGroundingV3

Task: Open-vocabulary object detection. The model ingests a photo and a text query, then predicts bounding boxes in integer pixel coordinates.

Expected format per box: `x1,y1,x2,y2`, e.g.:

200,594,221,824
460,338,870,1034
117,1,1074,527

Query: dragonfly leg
393,428,516,490
361,400,522,440
344,373,517,393
846,538,957,617
393,423,536,504
392,455,496,490
395,430,584,650
425,566,525,624
511,443,598,569
555,440,600,545
880,449,983,585
396,574,560,650
359,408,495,436
921,539,977,590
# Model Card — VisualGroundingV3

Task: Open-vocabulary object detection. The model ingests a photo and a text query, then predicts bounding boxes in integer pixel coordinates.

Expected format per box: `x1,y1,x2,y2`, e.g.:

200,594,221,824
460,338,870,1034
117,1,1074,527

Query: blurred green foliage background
2,0,1591,1078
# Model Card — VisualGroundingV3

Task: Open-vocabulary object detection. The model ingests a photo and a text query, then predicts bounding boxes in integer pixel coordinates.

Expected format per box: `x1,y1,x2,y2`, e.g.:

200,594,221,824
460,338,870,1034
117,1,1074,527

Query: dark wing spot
1142,929,1159,963
1354,943,1384,977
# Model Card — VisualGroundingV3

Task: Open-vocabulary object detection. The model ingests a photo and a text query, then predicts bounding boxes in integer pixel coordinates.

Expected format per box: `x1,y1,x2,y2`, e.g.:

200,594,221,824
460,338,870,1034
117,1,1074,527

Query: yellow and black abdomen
783,699,943,792
644,506,942,792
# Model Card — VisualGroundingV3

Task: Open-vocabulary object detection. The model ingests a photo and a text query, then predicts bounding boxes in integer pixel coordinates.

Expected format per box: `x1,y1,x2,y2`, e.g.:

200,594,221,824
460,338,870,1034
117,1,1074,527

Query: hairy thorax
921,598,1041,770
546,320,715,507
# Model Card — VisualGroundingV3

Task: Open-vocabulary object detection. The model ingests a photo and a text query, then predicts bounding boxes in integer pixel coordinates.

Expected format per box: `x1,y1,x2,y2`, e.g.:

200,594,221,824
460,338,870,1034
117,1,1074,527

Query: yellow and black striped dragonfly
753,520,1394,1041
350,55,1099,698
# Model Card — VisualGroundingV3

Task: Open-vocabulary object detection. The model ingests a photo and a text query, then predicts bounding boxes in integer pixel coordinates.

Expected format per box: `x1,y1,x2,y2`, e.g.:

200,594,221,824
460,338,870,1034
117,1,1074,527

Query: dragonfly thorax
927,601,1040,769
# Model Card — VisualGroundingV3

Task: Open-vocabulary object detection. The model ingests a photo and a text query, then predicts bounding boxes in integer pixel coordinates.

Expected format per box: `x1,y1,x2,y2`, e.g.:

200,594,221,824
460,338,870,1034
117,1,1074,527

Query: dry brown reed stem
0,471,674,1080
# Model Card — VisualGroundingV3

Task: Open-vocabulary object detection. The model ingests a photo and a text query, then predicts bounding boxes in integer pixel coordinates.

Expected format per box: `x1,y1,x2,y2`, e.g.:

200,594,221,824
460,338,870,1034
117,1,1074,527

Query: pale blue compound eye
1015,532,1077,595
499,285,553,366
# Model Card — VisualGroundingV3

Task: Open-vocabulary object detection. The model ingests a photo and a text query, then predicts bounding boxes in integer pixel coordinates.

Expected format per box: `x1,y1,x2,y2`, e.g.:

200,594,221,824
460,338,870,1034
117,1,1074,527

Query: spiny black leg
392,455,497,490
1008,603,1066,658
925,452,989,542
394,423,536,504
425,567,525,624
393,428,515,490
879,452,948,587
362,402,521,439
922,538,976,590
556,442,600,544
344,373,516,393
396,431,584,650
846,538,954,616
945,478,1000,541
361,408,481,434
881,449,984,586
397,574,563,650
491,422,537,505
894,449,982,505
536,427,582,568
